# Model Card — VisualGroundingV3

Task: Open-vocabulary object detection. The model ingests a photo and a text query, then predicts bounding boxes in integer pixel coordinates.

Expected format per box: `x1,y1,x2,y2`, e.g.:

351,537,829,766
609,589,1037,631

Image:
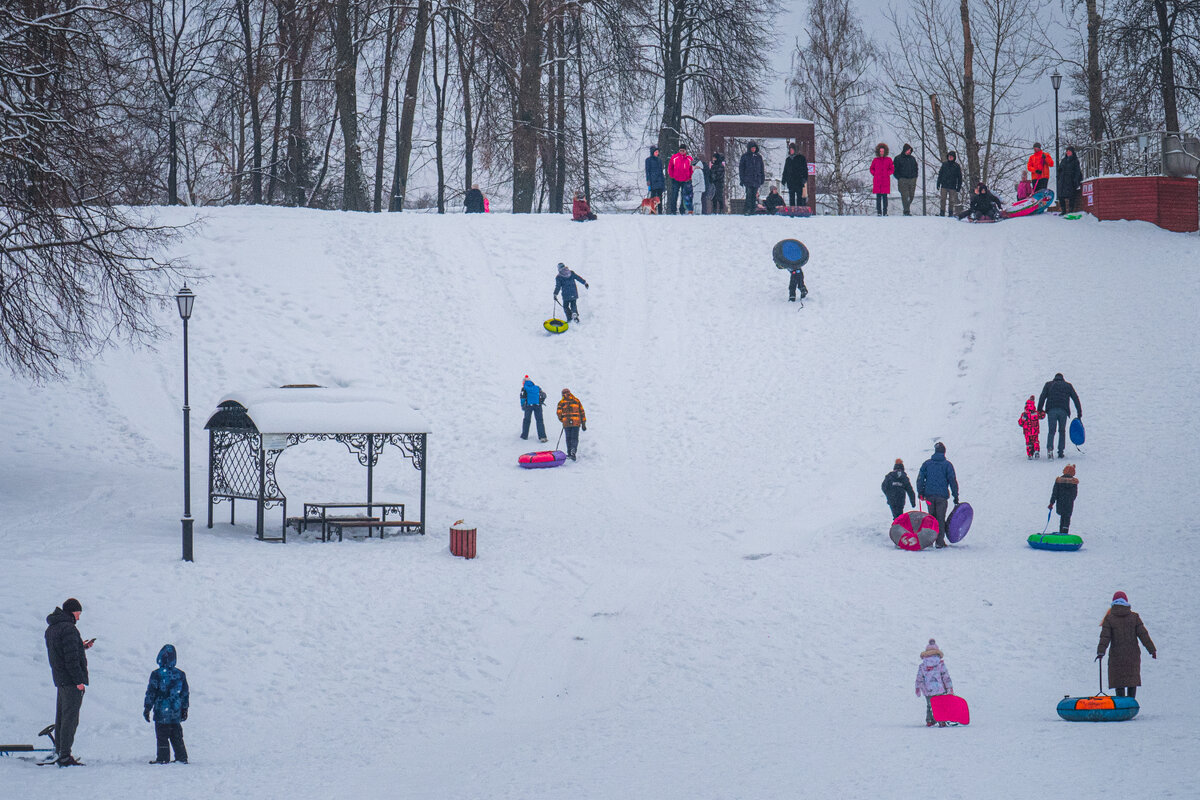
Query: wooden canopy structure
204,386,430,541
703,115,818,210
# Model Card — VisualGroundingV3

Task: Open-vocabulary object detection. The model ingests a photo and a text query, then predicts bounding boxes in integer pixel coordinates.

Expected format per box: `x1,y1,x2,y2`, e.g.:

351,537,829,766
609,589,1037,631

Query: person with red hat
1097,592,1156,698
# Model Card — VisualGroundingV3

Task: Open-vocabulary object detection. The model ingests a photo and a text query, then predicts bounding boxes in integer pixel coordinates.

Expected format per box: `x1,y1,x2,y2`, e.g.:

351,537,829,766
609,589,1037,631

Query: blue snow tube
1057,695,1139,722
772,239,810,270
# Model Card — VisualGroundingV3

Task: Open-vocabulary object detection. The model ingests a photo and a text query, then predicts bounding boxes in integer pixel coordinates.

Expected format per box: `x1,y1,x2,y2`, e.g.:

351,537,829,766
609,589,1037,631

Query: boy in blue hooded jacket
144,644,189,764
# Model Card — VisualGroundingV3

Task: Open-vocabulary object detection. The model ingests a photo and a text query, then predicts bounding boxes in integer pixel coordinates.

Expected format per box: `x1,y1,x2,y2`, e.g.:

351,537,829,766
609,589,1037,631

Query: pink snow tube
889,510,938,551
518,450,567,469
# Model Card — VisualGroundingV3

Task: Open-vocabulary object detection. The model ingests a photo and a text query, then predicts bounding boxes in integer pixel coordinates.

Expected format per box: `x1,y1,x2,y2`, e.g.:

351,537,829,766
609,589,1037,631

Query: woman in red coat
870,143,894,216
571,192,597,222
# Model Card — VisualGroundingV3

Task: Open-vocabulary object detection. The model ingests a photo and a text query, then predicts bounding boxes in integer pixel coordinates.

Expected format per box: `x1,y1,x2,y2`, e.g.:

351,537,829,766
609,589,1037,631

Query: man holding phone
44,597,94,766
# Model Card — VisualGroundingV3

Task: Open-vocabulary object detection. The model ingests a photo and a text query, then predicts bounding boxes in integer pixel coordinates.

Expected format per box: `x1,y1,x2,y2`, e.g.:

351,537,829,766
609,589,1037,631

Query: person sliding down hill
956,183,1003,221
882,459,917,521
1018,395,1045,459
553,263,589,322
917,442,959,548
556,388,586,461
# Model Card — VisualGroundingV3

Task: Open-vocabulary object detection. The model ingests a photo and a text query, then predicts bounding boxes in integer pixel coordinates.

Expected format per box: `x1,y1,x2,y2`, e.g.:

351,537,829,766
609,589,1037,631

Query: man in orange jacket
556,388,586,461
1027,143,1054,191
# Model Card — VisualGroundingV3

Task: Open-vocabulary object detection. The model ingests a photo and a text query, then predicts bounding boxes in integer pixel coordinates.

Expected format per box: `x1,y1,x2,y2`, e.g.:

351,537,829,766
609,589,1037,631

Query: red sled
930,694,970,726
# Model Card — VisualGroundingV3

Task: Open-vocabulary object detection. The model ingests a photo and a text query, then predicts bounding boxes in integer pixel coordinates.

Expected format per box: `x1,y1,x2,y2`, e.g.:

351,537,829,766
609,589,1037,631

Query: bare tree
1110,0,1200,132
1,3,183,379
790,0,875,214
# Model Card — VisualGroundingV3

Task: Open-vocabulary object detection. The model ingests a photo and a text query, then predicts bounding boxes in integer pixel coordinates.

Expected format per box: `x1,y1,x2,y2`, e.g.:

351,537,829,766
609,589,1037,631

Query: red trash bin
450,520,476,559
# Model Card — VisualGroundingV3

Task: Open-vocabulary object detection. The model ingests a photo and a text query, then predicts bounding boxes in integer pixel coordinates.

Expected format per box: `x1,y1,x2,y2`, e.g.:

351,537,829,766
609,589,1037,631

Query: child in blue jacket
144,644,190,764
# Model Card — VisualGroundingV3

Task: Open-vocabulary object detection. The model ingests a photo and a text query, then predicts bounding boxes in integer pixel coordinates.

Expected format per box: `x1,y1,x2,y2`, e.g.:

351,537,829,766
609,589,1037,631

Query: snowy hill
2,208,1199,799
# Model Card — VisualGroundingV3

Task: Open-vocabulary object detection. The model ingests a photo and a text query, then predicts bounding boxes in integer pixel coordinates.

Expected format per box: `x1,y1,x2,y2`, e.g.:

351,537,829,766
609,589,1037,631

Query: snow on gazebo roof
704,114,815,126
207,386,431,434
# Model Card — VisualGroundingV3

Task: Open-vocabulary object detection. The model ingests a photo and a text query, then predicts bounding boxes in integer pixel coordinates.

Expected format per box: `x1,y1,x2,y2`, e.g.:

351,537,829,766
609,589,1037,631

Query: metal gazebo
204,386,430,541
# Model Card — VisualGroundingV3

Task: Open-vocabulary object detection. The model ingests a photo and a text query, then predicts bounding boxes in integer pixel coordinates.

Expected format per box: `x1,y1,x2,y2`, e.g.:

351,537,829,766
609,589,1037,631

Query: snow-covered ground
2,208,1198,799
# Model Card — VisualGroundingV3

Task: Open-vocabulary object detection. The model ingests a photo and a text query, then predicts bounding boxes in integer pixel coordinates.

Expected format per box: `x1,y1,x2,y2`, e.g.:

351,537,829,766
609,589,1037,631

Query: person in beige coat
1096,590,1157,697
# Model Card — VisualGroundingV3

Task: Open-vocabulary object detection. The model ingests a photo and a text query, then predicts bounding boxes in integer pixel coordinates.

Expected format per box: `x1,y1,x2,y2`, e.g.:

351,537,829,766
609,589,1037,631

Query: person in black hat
44,598,94,766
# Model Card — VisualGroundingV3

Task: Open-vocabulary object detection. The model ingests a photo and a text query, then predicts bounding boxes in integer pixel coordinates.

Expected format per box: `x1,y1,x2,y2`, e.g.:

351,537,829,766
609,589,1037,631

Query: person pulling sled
915,639,955,727
554,263,589,323
1048,464,1079,534
556,388,586,461
882,459,916,520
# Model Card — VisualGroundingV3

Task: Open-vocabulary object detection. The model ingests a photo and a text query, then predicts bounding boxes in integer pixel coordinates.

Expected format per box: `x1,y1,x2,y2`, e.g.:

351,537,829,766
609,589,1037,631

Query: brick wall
1082,176,1199,233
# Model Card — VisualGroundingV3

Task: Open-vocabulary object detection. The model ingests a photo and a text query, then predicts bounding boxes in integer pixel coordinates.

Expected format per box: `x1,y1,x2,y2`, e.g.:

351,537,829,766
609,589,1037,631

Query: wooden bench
287,515,379,539
326,520,424,541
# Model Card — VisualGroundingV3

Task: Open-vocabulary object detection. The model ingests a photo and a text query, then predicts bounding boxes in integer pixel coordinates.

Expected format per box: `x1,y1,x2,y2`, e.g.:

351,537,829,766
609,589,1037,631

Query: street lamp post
1050,72,1063,167
176,285,195,562
897,86,928,215
168,104,179,205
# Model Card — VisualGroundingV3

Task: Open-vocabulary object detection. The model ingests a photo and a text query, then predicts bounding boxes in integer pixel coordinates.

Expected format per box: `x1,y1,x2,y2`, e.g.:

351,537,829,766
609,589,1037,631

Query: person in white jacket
914,638,954,727
689,156,705,214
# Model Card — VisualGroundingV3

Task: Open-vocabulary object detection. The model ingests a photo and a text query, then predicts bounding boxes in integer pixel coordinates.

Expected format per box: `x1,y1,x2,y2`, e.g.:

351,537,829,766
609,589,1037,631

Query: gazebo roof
205,387,431,434
705,114,815,126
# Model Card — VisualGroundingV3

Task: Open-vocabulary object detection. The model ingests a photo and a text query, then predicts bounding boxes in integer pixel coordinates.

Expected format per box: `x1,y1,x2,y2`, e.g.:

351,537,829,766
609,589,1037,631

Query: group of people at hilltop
645,141,808,215
875,141,1086,219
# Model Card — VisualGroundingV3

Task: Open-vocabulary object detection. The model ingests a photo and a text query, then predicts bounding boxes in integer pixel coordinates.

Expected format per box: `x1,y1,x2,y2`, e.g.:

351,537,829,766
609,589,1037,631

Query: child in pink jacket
915,638,954,727
1018,395,1045,459
870,143,894,216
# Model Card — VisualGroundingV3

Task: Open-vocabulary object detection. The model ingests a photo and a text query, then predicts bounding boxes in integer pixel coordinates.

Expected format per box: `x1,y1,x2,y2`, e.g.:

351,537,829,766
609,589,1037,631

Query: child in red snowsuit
1018,396,1045,459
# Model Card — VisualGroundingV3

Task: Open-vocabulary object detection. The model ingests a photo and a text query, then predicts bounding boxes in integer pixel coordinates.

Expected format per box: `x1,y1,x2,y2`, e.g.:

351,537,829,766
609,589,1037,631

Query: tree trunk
431,14,448,213
512,0,546,213
237,0,263,203
333,0,369,211
959,0,981,188
453,7,475,191
553,13,567,211
575,13,591,201
1154,0,1180,132
373,5,397,212
657,0,685,157
393,0,430,212
931,93,948,161
1084,0,1104,143
286,58,306,205
267,57,285,202
545,26,558,211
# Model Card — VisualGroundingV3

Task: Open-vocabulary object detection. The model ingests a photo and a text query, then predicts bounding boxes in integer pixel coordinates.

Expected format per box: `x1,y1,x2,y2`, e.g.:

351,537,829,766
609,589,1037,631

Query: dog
638,196,661,215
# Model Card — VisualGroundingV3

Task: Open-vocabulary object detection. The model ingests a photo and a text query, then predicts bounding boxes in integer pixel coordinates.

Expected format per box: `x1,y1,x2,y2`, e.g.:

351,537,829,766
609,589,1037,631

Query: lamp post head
176,285,195,320
168,104,179,124
1051,71,1062,91
1137,133,1150,151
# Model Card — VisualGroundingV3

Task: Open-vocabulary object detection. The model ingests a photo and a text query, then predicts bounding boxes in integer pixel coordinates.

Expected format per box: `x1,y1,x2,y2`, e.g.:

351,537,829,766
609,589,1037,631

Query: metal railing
1077,132,1200,180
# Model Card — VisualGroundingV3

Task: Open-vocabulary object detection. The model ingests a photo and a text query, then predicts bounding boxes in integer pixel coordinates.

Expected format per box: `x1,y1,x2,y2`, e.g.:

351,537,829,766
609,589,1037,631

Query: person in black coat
45,598,92,766
738,142,765,215
1057,146,1083,214
1049,463,1079,533
645,147,665,208
893,143,919,215
956,183,1002,220
936,151,963,216
464,184,485,213
781,143,809,207
882,459,917,520
1037,372,1082,459
710,153,726,213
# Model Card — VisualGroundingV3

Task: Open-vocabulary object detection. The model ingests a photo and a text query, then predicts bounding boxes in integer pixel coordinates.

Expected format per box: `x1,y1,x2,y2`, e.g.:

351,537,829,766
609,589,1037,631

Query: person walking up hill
556,388,587,461
882,459,916,520
1037,372,1082,459
554,263,589,322
917,442,959,548
1097,591,1156,698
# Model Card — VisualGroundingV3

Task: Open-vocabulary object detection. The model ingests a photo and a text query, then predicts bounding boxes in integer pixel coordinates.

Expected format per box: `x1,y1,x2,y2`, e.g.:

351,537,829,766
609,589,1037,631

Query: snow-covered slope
2,208,1198,799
